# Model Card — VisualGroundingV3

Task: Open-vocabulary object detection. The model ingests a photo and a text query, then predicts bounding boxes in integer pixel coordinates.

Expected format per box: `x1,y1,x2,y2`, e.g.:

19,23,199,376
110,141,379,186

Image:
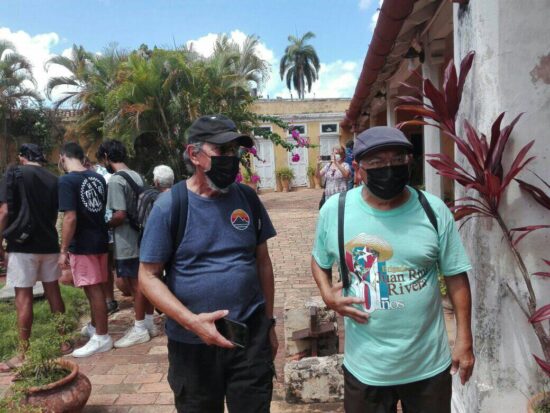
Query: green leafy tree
0,40,41,170
279,32,320,99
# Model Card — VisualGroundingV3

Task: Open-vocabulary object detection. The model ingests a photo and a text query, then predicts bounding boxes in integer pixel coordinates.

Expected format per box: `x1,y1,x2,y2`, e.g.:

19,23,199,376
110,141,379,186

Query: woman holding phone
318,145,351,209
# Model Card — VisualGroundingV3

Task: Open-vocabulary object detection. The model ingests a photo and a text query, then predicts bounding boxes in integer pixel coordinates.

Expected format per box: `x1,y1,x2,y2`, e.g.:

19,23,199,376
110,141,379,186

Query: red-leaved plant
396,51,550,375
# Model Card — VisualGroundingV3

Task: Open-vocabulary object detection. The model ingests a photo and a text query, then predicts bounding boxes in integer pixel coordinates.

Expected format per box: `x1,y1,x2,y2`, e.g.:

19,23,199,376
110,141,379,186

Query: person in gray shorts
0,144,67,372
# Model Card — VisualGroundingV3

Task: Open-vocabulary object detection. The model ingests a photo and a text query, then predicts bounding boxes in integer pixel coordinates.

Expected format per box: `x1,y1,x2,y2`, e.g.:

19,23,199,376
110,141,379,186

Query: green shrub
276,167,295,180
0,285,88,361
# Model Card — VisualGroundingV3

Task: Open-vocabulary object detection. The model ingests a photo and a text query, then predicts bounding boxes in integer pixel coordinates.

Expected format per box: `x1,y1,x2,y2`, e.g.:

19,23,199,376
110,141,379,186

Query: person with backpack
0,144,68,371
311,127,475,413
95,140,157,348
138,115,278,413
57,142,112,357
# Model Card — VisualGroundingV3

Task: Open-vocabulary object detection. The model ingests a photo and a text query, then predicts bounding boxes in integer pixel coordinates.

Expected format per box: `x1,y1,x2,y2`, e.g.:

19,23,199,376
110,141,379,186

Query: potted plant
276,167,295,192
306,166,317,189
2,314,91,413
397,51,550,410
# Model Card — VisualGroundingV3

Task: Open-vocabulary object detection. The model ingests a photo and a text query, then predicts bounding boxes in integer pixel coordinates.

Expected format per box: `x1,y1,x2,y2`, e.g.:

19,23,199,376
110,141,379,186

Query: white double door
253,138,275,189
288,139,309,187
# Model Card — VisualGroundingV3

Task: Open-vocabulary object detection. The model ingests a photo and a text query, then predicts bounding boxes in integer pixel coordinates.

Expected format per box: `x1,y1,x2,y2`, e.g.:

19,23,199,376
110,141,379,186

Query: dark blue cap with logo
353,126,413,161
187,114,253,148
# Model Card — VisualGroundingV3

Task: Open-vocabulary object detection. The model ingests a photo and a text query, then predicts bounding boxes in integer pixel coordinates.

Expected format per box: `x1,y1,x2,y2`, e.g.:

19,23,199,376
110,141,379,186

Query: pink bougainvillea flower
292,153,300,162
235,172,243,183
291,129,300,140
251,174,261,184
248,147,258,156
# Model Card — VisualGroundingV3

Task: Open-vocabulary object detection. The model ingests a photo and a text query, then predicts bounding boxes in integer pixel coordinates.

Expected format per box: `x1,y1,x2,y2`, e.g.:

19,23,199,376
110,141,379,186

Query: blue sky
1,0,382,100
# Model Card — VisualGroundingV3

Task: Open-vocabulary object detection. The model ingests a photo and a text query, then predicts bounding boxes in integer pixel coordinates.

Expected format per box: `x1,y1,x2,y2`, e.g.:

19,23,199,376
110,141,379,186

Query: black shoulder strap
413,187,438,234
115,170,141,194
338,190,349,289
237,183,262,241
170,180,188,256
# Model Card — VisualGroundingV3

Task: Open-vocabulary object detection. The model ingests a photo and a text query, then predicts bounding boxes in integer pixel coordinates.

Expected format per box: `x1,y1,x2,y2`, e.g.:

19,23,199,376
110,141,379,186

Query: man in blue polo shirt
312,127,474,413
139,115,277,413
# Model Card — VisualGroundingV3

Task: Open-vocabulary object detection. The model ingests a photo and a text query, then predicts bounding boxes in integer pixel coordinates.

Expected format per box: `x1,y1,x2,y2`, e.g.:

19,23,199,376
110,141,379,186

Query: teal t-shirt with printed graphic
312,186,471,386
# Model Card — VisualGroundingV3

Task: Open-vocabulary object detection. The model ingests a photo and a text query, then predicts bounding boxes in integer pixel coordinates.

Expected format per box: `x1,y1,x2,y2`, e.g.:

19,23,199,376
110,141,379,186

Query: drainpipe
341,0,418,131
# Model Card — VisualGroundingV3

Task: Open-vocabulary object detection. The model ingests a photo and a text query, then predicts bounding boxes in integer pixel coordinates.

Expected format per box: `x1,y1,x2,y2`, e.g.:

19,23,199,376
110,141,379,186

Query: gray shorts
7,253,61,288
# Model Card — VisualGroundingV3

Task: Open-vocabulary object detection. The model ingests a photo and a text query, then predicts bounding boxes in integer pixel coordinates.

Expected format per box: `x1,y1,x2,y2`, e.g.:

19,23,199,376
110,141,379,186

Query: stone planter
16,358,92,413
284,354,344,403
528,392,549,413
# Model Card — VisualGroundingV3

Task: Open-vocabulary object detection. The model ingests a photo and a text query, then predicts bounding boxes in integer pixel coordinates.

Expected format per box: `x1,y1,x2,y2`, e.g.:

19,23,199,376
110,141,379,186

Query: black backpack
114,171,146,232
137,187,161,230
3,166,35,244
337,187,439,289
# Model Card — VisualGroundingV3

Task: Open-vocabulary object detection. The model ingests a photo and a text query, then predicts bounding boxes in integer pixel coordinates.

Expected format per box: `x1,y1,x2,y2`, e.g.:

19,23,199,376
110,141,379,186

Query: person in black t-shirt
0,144,67,372
58,142,113,358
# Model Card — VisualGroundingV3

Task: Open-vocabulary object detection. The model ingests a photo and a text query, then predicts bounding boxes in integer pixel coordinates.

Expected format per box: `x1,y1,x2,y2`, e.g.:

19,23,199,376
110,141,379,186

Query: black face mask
206,156,240,189
365,164,410,200
105,163,115,174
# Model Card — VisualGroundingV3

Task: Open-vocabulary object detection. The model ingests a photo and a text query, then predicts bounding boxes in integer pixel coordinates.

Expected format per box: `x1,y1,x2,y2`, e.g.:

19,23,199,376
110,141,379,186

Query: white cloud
271,60,360,99
358,0,373,10
0,27,76,104
187,30,359,99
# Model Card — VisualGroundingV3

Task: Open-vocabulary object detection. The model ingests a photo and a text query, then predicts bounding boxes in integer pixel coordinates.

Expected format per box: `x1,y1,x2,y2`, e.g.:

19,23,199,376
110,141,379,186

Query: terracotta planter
281,178,290,192
528,392,549,413
18,359,91,413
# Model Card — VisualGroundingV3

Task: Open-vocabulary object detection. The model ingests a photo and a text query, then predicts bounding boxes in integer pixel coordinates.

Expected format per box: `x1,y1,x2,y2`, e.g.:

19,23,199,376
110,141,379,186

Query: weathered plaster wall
453,1,550,412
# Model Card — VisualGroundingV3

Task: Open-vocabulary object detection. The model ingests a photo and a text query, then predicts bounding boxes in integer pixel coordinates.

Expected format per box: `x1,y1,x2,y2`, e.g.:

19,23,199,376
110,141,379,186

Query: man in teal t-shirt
311,126,474,413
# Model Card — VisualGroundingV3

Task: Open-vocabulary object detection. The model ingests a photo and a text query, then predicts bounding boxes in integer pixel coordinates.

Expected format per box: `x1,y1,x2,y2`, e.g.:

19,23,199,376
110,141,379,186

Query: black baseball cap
19,143,47,163
187,114,253,148
353,126,413,161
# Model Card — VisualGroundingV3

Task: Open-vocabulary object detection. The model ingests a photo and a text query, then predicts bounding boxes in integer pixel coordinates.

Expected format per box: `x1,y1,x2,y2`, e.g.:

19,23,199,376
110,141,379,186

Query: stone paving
0,188,456,412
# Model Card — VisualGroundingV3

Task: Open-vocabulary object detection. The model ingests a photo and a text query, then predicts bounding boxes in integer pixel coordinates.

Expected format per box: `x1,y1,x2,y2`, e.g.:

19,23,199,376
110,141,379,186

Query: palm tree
279,32,320,99
213,34,270,92
0,40,41,169
46,44,127,146
45,44,94,109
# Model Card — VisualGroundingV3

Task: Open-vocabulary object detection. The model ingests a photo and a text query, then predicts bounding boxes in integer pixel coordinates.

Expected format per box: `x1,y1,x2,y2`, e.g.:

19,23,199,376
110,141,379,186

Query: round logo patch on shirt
80,176,105,213
230,209,250,231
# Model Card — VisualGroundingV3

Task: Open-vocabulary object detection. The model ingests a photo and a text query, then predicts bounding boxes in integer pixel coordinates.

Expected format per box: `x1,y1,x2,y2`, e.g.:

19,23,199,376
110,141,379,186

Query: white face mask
334,154,341,161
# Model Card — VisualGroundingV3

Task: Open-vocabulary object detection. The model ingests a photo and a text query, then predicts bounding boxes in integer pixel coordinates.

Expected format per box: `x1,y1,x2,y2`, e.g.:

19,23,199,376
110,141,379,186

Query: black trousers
167,310,274,413
343,365,452,413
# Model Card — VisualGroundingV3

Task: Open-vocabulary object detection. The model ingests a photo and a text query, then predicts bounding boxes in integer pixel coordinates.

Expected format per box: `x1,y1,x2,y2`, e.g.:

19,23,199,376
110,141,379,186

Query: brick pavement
0,188,456,412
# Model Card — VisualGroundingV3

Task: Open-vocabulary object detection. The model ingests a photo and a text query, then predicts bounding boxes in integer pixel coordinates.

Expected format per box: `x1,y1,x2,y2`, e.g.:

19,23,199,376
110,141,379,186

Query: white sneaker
72,335,113,358
80,323,96,338
146,322,160,338
114,326,150,348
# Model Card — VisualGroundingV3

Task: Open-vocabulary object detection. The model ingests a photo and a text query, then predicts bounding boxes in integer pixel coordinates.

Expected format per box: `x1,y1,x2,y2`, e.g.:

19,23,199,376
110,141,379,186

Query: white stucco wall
453,1,550,412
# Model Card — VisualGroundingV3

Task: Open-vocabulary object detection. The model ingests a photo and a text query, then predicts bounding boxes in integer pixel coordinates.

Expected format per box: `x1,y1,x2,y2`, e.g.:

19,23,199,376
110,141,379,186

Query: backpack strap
166,180,188,277
236,183,262,242
338,190,350,289
413,187,438,234
115,170,142,195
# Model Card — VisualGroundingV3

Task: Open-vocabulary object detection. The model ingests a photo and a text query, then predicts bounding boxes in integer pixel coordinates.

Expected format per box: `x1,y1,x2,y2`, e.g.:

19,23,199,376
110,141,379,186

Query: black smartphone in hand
215,317,249,349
